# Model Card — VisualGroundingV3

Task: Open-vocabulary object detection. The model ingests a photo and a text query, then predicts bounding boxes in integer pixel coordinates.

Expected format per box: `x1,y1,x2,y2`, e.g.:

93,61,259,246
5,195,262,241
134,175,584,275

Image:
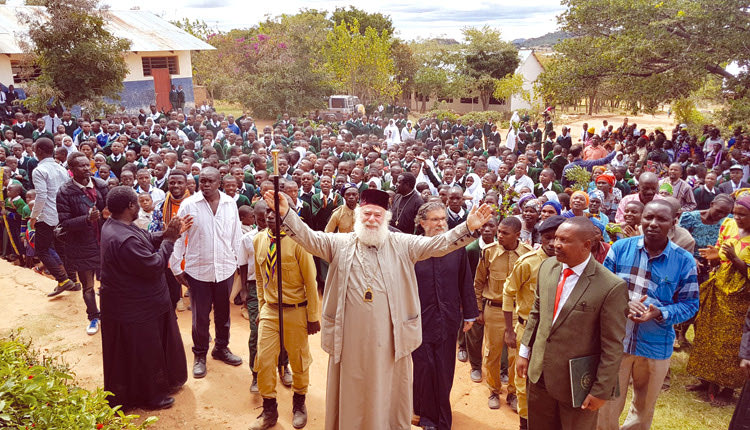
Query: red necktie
554,268,575,317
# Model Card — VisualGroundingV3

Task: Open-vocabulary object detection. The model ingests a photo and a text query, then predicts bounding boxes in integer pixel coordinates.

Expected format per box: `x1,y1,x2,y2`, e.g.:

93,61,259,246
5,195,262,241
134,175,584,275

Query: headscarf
596,172,616,187
592,166,606,177
367,177,382,190
736,196,750,211
463,173,484,207
542,190,559,203
524,199,542,213
542,200,562,215
589,190,605,202
571,190,590,207
659,183,673,195
733,188,750,199
517,192,535,210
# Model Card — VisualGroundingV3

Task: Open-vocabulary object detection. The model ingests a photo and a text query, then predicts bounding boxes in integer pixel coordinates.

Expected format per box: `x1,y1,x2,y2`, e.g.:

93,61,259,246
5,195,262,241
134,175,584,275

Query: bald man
615,172,663,223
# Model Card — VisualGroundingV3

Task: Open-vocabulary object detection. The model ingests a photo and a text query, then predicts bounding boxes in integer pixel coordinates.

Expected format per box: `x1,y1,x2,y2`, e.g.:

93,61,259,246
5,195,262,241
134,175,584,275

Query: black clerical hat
360,189,389,210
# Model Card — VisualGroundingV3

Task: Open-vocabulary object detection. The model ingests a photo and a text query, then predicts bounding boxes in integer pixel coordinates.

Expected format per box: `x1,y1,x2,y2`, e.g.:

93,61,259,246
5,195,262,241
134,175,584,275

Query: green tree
410,39,464,112
18,0,130,112
545,0,749,117
391,39,418,102
170,18,214,40
322,19,400,104
330,6,393,35
461,26,519,110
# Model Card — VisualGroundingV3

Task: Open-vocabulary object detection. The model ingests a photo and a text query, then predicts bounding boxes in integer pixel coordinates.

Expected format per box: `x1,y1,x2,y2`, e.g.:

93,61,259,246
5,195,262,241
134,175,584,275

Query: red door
152,68,172,113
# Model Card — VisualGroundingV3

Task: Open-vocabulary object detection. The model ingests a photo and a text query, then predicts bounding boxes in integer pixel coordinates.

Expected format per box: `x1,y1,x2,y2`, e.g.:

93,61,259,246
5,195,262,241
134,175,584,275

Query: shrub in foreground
0,332,156,429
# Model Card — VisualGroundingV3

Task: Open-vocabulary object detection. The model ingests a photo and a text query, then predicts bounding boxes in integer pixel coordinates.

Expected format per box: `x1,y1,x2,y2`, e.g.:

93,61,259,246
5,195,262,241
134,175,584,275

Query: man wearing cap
718,164,750,194
503,215,565,430
262,188,493,430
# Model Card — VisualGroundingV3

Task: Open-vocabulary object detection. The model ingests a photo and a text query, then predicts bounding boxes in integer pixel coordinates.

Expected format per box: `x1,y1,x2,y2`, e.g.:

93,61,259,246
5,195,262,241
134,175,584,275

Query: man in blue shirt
598,200,699,430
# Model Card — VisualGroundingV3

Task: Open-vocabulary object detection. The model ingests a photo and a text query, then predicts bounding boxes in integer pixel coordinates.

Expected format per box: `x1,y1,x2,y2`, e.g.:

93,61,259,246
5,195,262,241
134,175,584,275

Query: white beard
353,207,392,247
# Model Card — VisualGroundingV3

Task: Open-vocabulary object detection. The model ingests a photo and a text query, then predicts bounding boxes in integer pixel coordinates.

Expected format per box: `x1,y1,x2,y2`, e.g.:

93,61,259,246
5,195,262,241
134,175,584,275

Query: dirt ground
0,259,519,429
0,112,679,429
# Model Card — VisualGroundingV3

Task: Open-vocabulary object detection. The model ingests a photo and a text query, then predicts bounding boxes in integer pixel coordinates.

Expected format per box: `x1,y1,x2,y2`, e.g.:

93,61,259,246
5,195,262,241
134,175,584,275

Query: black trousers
730,379,750,430
414,330,459,430
35,222,69,282
73,270,100,321
187,274,232,356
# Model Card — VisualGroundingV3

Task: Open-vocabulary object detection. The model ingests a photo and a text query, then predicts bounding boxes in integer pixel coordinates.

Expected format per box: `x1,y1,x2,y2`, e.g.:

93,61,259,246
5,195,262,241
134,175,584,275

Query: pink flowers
257,34,268,41
278,42,287,49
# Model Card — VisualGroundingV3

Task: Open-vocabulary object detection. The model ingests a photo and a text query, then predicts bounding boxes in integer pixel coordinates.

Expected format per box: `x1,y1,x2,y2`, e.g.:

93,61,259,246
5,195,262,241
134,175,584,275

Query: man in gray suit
516,217,628,429
718,164,750,194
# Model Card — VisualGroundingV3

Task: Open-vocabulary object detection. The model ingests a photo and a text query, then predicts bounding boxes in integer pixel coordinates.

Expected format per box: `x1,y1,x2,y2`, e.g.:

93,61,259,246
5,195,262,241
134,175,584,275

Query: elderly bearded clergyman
259,188,493,430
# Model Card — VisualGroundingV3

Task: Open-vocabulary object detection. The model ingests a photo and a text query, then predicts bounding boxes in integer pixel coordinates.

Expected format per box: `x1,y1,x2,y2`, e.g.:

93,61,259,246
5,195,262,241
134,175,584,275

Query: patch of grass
211,100,244,118
622,329,735,429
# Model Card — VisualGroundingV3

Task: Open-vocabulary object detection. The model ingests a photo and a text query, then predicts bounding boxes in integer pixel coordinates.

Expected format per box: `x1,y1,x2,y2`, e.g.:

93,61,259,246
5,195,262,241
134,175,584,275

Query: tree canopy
18,0,130,112
540,0,750,119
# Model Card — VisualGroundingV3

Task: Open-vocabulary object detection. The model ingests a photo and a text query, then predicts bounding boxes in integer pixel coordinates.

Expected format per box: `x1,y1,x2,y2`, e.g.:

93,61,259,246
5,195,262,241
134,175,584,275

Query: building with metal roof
0,5,214,111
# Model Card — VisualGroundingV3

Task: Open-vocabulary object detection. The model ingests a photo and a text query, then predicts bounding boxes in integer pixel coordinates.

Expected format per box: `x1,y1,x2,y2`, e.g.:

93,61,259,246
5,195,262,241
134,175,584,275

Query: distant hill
513,31,571,48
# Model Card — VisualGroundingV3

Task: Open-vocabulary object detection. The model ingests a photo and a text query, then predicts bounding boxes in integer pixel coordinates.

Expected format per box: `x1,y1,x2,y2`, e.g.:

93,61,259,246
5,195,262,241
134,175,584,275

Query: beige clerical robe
281,210,476,430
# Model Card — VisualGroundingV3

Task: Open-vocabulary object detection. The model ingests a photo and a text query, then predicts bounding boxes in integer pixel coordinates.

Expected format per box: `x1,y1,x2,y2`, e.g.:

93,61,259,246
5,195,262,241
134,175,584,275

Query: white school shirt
519,255,591,359
170,191,243,283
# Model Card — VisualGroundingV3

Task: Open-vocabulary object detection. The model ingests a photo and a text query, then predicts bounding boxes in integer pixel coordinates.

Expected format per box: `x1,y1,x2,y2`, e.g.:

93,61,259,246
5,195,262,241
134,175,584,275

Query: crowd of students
1,102,750,429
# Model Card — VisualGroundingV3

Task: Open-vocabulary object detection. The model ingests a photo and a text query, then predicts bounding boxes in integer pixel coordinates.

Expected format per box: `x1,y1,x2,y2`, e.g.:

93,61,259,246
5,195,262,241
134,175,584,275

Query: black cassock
413,247,479,429
99,218,187,408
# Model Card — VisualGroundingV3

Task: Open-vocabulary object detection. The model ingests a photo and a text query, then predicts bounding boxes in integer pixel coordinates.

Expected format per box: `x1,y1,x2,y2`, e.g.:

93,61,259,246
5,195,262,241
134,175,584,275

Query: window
460,97,479,104
330,98,345,108
142,56,179,76
10,60,41,82
437,97,454,103
489,96,506,105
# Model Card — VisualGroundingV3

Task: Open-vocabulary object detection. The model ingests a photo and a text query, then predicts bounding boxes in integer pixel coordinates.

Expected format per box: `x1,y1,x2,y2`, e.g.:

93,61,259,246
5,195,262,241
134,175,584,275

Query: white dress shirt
237,227,259,281
519,255,591,359
170,191,243,282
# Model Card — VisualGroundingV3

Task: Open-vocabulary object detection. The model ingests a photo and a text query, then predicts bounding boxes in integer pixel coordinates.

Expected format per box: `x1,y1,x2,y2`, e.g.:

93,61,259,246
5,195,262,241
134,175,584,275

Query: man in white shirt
508,163,535,194
134,168,166,206
171,167,244,378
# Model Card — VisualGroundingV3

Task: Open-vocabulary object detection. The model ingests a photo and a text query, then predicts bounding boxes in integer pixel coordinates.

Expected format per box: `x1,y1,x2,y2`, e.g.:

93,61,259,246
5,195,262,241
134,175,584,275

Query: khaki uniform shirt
253,229,320,323
503,247,549,320
325,204,356,233
474,241,533,310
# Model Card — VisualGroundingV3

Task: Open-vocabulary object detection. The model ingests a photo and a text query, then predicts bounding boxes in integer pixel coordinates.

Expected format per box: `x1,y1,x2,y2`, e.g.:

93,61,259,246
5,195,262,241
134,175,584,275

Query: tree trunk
480,93,489,111
421,98,426,113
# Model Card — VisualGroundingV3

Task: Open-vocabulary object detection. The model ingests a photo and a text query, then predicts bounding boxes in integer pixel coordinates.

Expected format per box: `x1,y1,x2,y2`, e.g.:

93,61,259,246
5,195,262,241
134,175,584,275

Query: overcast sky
99,0,565,42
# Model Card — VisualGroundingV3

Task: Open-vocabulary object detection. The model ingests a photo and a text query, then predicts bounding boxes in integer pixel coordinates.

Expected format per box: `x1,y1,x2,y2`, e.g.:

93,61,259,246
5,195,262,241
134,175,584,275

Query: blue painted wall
106,76,195,112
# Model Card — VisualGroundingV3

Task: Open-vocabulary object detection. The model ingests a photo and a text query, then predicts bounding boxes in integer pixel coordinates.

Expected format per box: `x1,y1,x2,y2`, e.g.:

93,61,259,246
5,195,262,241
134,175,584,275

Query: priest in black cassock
390,172,424,234
412,201,480,430
99,186,191,410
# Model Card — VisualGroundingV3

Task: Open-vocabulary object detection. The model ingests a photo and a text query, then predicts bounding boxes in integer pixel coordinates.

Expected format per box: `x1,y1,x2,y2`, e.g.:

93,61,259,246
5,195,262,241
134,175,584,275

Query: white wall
123,50,193,82
511,53,544,111
0,56,12,87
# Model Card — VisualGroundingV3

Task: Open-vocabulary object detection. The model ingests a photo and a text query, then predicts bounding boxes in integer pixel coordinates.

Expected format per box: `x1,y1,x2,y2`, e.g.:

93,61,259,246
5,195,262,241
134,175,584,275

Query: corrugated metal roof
0,5,215,54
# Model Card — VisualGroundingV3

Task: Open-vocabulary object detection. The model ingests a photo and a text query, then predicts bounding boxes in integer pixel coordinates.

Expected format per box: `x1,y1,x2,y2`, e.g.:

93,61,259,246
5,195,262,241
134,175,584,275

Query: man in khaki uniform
503,215,565,430
250,205,320,430
474,216,533,410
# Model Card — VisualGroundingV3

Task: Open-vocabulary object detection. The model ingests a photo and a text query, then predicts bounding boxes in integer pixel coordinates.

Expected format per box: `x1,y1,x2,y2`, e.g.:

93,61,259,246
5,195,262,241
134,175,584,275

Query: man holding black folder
516,217,628,430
